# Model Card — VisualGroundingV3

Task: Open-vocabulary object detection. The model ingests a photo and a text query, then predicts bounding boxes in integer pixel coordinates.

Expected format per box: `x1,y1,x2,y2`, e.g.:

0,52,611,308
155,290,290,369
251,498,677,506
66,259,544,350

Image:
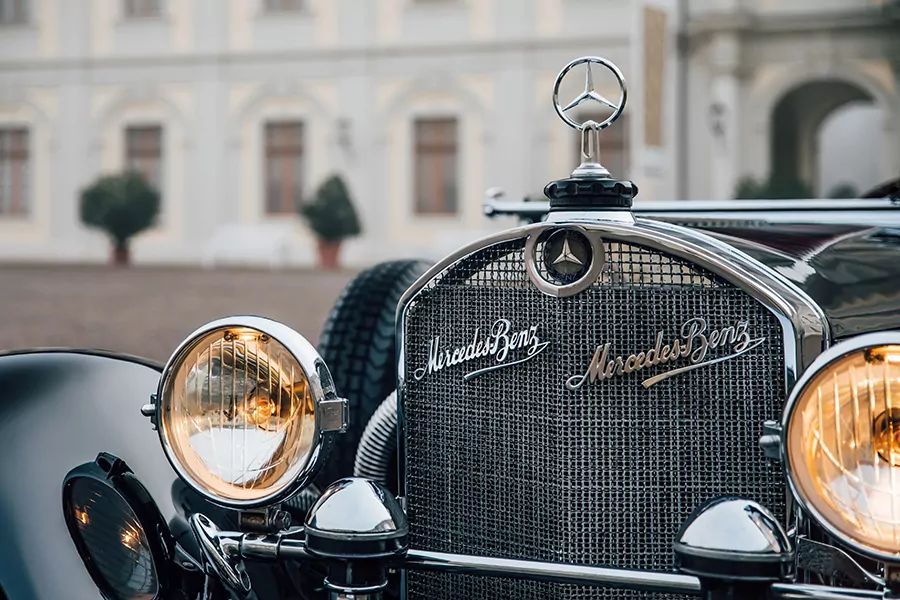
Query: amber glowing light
786,345,900,558
160,326,317,504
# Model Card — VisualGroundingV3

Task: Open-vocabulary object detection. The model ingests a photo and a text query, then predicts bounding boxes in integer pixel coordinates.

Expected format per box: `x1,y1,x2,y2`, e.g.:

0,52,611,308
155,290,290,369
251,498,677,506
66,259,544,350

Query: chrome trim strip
769,583,883,600
547,210,635,223
247,535,883,598
484,197,900,227
402,549,701,595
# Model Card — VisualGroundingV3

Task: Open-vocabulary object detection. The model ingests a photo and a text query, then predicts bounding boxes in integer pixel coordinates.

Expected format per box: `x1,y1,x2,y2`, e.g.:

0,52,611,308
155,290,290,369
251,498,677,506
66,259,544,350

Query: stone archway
769,79,878,195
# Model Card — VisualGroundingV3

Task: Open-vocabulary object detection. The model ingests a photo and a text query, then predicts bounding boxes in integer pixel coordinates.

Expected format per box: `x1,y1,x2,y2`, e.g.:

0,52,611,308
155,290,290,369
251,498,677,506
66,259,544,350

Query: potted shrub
79,171,161,266
300,174,362,269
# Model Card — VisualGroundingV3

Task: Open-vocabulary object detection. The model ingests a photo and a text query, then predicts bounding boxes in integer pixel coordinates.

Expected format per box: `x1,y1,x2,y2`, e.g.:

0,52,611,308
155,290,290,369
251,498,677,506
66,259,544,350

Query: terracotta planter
111,243,130,266
316,240,342,270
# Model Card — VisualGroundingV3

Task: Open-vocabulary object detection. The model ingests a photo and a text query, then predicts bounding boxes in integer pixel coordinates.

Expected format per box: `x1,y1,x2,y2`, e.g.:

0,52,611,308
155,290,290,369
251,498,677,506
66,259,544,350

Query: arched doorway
770,80,885,196
818,103,886,197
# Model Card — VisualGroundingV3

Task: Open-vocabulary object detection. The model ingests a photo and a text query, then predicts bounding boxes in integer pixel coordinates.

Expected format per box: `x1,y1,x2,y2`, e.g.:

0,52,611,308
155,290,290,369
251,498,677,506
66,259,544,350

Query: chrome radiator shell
396,219,827,600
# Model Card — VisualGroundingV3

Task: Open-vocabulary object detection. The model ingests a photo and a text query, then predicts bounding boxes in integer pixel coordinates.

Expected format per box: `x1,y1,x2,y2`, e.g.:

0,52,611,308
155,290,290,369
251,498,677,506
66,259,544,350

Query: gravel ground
0,265,357,363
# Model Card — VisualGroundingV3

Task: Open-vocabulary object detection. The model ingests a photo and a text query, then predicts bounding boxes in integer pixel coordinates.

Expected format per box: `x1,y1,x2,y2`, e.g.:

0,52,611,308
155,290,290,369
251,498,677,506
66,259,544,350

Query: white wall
0,0,897,264
819,103,887,196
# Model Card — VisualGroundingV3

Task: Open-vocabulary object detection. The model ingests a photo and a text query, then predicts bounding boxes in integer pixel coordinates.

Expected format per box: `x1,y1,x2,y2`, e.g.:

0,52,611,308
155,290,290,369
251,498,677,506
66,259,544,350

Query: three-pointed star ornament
552,237,584,268
543,230,592,279
561,62,619,114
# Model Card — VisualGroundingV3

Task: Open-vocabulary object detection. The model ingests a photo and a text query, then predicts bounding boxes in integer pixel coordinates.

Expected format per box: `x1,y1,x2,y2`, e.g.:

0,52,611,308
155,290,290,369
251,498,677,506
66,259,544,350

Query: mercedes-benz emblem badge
552,56,627,132
543,229,593,281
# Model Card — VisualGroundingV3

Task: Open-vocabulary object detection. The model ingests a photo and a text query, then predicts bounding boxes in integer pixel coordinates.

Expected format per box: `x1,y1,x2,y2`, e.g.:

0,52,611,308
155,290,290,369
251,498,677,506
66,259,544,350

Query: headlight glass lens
786,344,900,557
160,326,318,504
68,477,157,600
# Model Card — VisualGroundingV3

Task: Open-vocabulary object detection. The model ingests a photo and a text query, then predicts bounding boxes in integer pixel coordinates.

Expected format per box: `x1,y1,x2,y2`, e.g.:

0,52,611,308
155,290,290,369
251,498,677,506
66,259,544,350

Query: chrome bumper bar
403,549,700,595
237,535,881,599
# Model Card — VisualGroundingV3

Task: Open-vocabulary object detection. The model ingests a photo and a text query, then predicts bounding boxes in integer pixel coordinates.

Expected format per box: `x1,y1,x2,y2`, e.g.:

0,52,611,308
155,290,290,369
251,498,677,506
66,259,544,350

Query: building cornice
0,35,629,72
687,7,899,37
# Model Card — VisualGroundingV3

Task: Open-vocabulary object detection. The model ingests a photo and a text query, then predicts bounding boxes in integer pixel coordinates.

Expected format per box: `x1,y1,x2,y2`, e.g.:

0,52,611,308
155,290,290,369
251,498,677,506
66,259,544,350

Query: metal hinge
319,397,349,433
759,420,782,461
141,393,158,430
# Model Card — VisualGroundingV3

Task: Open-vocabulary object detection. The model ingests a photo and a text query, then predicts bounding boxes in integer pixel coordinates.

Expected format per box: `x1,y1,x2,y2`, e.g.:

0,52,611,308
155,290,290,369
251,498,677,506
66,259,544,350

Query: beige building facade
0,0,896,266
683,0,900,202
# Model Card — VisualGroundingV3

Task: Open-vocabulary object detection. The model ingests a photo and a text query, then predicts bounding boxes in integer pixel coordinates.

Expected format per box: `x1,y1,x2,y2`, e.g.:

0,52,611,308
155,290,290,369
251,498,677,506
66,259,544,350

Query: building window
263,0,303,11
123,0,161,18
0,0,28,24
0,128,29,216
414,118,458,215
264,122,304,214
125,125,163,192
573,114,629,178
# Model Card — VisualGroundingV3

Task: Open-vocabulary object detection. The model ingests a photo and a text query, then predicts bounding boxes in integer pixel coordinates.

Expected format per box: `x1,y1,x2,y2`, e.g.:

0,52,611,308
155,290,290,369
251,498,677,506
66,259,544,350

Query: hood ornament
544,56,637,214
553,56,628,179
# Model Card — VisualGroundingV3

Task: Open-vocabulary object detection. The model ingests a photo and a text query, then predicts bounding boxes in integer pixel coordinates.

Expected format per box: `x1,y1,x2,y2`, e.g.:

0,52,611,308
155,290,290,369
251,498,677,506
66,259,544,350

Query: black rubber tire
315,259,431,489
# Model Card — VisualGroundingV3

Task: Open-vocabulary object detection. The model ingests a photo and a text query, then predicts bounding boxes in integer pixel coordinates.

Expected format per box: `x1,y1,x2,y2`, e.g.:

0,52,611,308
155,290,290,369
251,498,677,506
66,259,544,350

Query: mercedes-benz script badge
414,319,550,382
565,318,765,390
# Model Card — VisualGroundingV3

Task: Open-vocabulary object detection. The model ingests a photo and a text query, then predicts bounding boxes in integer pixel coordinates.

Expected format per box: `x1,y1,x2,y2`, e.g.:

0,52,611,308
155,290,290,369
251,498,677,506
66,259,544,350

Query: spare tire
314,259,431,489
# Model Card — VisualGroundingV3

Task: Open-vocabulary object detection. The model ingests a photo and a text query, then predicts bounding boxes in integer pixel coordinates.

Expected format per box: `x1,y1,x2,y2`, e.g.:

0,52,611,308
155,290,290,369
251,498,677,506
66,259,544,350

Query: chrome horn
305,478,409,599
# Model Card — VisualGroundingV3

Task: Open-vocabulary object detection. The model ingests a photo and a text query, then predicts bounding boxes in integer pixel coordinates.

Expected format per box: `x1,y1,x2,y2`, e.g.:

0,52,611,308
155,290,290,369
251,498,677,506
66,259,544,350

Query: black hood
693,222,900,340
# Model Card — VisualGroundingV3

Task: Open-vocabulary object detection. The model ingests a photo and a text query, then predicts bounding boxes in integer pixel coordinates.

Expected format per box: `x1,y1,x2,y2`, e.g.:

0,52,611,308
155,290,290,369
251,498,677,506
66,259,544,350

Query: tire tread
315,259,430,488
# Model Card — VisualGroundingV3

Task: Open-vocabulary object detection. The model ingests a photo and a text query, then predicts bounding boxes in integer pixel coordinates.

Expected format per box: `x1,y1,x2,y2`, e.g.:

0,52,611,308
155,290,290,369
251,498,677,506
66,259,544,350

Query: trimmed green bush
80,171,160,264
300,174,362,242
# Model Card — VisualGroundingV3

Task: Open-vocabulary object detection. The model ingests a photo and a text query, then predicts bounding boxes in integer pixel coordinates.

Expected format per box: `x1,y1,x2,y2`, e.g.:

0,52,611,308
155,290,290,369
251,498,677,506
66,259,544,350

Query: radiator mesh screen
402,237,787,599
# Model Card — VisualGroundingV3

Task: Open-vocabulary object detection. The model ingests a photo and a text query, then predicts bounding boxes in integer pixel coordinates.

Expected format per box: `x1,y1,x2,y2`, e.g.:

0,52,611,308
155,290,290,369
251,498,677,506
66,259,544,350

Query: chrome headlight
155,316,348,508
63,453,172,600
784,332,900,561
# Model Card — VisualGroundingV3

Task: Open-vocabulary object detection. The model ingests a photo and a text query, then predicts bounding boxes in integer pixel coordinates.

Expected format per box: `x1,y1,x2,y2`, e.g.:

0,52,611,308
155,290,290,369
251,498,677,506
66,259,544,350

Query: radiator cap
544,177,638,211
674,497,794,582
545,56,639,212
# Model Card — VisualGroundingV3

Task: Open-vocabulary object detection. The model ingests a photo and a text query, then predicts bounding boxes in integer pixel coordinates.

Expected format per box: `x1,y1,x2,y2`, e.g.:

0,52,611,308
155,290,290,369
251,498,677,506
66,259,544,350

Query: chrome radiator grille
401,237,787,599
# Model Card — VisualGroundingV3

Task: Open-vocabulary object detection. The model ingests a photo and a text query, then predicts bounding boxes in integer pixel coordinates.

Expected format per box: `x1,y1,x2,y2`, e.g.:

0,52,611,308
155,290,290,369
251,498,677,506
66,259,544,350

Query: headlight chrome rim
782,331,900,562
156,316,348,509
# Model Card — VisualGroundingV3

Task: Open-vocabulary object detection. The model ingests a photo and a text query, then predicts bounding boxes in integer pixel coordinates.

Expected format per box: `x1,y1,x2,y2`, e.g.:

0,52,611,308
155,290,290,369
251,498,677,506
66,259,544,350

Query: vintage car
2,56,900,600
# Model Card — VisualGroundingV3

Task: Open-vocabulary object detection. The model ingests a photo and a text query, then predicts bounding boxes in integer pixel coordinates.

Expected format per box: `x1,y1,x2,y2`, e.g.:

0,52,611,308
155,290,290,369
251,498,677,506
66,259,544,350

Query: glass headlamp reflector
157,317,346,508
784,336,900,560
63,454,172,600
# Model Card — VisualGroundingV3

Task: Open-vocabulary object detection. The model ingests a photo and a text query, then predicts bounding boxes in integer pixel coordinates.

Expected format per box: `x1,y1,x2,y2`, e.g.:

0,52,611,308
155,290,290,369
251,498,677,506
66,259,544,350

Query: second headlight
155,316,348,509
784,332,900,561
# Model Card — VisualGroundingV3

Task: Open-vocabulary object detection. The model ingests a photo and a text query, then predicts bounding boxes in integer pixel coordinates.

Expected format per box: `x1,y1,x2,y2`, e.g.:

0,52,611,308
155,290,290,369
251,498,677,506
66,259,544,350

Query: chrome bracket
319,397,349,433
797,537,885,588
190,513,252,599
141,393,157,430
759,420,782,461
237,506,292,534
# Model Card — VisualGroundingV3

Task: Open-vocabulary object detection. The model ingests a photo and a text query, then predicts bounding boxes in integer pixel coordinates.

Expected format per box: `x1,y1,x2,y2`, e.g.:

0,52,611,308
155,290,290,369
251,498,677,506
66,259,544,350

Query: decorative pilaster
707,31,743,200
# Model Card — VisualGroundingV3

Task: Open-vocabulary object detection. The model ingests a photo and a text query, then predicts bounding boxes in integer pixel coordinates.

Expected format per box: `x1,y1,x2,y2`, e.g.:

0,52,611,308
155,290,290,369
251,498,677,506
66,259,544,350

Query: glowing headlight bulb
155,317,348,508
873,408,900,467
784,337,900,561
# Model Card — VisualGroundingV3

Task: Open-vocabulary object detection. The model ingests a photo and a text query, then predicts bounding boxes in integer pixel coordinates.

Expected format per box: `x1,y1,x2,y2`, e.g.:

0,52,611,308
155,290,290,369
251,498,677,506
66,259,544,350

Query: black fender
0,349,177,600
